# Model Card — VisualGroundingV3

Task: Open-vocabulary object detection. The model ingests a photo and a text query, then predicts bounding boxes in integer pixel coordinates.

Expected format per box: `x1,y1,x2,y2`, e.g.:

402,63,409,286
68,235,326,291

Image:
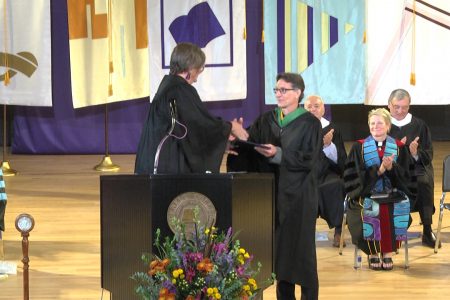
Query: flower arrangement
131,216,274,300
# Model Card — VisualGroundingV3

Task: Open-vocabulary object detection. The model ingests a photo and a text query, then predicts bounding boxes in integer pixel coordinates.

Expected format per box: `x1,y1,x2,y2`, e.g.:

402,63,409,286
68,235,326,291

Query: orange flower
158,288,176,300
186,296,195,300
196,258,214,273
149,259,171,276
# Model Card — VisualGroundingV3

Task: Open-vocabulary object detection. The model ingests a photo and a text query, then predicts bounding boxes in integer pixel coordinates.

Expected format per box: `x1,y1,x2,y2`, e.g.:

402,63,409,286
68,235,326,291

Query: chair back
443,155,450,192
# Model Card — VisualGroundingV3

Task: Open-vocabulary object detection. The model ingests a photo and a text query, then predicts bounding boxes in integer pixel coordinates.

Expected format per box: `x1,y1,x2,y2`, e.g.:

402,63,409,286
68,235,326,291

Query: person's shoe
368,256,382,270
381,257,394,271
332,232,346,248
422,230,442,248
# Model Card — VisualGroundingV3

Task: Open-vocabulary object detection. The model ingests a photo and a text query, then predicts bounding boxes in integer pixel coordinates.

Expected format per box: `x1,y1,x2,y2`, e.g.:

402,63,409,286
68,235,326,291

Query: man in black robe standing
387,88,439,248
228,73,321,300
134,42,248,175
304,95,347,247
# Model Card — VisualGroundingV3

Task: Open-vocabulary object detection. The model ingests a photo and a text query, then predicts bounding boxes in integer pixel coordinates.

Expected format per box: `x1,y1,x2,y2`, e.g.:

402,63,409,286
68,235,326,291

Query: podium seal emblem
167,192,216,238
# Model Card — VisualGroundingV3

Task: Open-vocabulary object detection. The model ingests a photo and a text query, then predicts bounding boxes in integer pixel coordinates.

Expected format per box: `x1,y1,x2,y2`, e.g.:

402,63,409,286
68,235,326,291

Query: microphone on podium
153,99,187,174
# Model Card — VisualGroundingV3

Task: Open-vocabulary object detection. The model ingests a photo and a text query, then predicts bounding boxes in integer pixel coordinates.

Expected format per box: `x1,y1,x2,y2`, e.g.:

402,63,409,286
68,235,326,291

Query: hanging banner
264,0,365,104
67,0,149,108
0,0,52,106
148,0,247,101
366,0,450,105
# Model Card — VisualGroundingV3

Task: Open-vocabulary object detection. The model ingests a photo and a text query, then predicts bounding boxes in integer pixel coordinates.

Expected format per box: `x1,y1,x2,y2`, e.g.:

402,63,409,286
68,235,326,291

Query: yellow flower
244,252,250,259
243,285,250,291
207,287,214,296
214,292,221,299
171,278,176,284
248,278,257,289
172,268,184,279
239,248,246,254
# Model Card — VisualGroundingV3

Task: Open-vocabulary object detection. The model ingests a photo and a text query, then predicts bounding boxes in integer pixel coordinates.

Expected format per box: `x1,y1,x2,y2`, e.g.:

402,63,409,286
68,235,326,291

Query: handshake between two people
230,117,249,141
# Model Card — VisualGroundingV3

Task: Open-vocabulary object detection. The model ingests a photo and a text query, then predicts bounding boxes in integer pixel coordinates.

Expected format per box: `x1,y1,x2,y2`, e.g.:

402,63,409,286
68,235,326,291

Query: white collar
320,117,330,129
391,113,412,127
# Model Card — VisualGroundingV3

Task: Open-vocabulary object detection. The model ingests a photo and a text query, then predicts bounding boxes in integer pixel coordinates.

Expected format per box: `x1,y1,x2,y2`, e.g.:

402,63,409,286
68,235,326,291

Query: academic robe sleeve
322,124,347,177
416,120,433,169
172,84,231,172
343,142,379,201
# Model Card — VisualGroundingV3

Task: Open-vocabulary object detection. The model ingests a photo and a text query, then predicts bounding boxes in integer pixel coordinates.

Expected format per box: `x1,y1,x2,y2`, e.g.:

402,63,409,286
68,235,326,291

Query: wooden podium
100,173,274,300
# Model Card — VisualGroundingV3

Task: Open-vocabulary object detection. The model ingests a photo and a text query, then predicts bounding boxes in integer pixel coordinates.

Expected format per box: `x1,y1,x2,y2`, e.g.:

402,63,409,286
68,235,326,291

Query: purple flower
185,266,196,282
161,280,176,294
224,227,233,245
236,265,245,276
213,242,227,256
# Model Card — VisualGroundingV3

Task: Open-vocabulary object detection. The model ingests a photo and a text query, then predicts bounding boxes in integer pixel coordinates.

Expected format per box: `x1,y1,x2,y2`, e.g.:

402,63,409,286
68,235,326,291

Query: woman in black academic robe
135,43,247,174
344,108,416,270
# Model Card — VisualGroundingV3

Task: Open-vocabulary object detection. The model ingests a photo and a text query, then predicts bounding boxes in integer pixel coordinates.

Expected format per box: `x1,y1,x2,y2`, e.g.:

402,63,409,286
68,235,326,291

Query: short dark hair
169,42,206,75
388,88,411,104
276,72,305,102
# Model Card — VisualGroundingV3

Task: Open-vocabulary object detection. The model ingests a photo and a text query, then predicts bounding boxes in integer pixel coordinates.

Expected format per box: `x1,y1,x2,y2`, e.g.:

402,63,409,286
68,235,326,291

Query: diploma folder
234,139,270,150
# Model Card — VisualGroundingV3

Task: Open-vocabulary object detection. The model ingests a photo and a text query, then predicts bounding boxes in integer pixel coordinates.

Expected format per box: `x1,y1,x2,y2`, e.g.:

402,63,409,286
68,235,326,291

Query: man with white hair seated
304,95,347,247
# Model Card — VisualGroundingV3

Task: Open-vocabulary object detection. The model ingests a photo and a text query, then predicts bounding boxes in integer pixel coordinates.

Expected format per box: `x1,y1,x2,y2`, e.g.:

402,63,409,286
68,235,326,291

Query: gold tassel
261,0,264,43
410,73,416,86
243,0,247,40
107,0,113,97
4,71,10,86
410,0,416,86
3,0,10,86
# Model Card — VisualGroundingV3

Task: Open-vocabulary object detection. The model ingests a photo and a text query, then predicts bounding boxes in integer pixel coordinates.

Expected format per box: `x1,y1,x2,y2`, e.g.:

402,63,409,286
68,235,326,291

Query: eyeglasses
273,88,297,95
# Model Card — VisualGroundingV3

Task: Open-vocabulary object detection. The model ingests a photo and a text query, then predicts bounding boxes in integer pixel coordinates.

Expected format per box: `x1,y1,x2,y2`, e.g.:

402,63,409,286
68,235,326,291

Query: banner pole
94,103,120,172
1,105,17,176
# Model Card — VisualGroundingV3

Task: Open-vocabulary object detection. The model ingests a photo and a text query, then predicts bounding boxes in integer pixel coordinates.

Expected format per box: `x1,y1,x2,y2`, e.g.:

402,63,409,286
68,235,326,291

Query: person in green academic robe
228,72,322,300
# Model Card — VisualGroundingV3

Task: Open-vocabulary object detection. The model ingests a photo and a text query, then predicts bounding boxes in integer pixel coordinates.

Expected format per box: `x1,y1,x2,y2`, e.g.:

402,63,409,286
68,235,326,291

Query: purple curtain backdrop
11,0,272,154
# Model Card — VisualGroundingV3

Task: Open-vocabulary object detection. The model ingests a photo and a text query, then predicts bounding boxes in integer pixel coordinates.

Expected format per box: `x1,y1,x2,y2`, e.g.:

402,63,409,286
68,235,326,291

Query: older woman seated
344,108,416,270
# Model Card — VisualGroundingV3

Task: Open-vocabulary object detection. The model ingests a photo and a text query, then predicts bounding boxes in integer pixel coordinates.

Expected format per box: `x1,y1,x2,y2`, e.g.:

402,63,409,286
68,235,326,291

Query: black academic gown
231,109,322,290
134,75,231,174
389,116,434,224
343,137,416,254
317,123,347,228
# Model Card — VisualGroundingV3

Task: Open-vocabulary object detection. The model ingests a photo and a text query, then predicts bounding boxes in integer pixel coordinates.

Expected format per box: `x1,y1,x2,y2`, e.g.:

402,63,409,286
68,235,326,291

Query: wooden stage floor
1,142,450,299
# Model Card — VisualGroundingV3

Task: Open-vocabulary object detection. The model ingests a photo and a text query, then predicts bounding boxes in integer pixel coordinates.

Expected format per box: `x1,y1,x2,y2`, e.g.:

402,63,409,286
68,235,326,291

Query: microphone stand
94,103,120,172
153,100,177,174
